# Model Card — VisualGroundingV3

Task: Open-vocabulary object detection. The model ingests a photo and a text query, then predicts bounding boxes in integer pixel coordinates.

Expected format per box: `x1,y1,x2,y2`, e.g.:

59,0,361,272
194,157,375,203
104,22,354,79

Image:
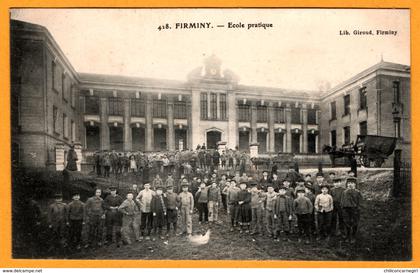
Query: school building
10,19,411,170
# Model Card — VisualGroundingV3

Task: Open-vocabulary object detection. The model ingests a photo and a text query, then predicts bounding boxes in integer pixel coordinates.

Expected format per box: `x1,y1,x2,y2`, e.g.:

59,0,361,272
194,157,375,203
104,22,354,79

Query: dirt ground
12,168,411,261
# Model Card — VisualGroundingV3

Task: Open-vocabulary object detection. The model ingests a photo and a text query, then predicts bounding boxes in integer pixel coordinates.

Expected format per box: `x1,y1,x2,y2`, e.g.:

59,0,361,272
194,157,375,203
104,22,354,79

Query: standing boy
104,186,124,246
137,182,155,240
47,193,68,250
85,188,105,248
294,189,313,244
67,192,85,249
274,186,294,241
118,191,141,244
237,180,252,233
314,184,334,241
208,181,222,224
151,186,167,240
341,177,362,243
178,181,194,236
264,185,277,237
195,182,209,224
164,185,179,236
330,177,346,237
250,181,265,236
227,179,240,231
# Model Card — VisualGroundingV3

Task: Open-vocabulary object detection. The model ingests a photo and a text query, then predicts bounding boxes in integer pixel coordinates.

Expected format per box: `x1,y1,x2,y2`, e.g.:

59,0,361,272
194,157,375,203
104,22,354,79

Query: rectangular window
307,109,317,125
85,96,99,115
331,130,337,147
359,88,367,110
257,105,268,122
344,94,350,116
174,101,187,119
53,106,58,134
393,81,400,103
131,98,145,117
153,98,167,118
108,97,123,116
238,104,250,122
291,107,301,124
344,126,351,145
394,119,401,138
71,120,76,141
274,107,285,123
359,121,367,136
70,85,76,108
52,61,57,92
63,113,68,138
210,93,217,120
220,94,227,120
200,93,208,120
62,73,67,101
330,101,336,120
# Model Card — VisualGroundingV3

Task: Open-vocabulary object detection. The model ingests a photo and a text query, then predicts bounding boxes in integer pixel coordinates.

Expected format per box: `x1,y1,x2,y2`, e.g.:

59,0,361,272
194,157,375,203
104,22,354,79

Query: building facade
10,19,411,170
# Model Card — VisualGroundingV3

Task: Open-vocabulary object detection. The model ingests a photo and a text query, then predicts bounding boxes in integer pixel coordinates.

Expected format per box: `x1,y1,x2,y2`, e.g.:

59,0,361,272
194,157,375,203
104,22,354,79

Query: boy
151,186,167,240
208,181,222,224
250,181,265,236
152,174,163,191
271,172,281,192
264,185,277,237
178,181,194,236
48,193,68,250
195,182,209,224
165,173,175,189
259,170,270,192
294,189,313,244
227,179,240,231
314,184,333,241
67,192,85,249
237,180,252,233
274,186,293,241
283,179,296,232
221,180,231,211
118,191,141,245
164,185,178,236
104,186,123,246
313,172,325,195
85,188,105,248
136,182,155,240
330,177,346,237
341,177,362,243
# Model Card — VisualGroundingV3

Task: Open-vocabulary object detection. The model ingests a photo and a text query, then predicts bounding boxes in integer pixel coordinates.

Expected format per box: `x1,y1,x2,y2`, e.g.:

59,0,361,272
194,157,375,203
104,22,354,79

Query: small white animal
188,230,211,246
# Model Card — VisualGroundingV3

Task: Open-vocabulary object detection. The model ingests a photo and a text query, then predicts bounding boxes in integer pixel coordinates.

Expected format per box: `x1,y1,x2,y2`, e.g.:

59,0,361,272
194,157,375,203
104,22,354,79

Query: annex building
10,19,411,170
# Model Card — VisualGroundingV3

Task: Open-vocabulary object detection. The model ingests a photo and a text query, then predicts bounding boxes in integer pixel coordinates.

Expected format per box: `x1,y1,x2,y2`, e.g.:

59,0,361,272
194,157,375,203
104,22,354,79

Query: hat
262,170,268,174
54,193,63,198
296,188,305,194
305,182,313,190
181,181,190,187
72,191,80,196
156,186,164,191
316,172,324,177
346,177,357,186
305,174,312,177
249,181,258,187
239,179,248,186
109,186,117,191
333,178,342,183
329,172,336,175
297,179,305,184
166,185,174,189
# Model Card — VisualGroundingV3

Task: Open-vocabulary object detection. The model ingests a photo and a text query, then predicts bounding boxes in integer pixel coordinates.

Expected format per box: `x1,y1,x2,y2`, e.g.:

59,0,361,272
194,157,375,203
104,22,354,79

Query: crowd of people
36,164,362,254
88,145,253,181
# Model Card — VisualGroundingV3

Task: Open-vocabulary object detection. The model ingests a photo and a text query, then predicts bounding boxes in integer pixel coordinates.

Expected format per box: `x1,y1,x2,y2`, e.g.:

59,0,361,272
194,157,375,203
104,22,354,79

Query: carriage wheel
360,155,370,167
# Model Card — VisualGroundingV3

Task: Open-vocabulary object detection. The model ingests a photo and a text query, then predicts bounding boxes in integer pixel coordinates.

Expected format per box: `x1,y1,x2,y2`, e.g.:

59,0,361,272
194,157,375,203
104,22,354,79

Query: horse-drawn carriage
323,135,397,167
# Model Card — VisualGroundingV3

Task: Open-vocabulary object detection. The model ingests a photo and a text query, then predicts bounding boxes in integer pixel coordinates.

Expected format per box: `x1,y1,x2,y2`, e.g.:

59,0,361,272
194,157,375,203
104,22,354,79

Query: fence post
393,149,402,197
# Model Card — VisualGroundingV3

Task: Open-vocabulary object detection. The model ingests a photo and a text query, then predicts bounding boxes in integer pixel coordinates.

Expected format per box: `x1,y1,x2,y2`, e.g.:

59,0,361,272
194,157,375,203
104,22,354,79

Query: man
84,188,105,248
137,182,155,240
259,170,271,192
102,152,111,178
66,144,78,171
104,186,124,246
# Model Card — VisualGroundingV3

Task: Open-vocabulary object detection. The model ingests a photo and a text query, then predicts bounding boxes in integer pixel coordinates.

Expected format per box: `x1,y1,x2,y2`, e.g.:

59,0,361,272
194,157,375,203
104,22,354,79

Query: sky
10,8,410,91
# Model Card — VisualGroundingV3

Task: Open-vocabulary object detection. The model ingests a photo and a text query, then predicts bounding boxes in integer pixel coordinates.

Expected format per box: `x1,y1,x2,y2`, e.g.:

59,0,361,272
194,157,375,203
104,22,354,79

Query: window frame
330,101,337,120
343,94,351,116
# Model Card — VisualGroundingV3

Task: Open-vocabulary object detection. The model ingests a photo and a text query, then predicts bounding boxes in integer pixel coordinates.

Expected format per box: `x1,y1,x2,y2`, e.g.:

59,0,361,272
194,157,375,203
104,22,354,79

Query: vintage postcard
2,5,418,269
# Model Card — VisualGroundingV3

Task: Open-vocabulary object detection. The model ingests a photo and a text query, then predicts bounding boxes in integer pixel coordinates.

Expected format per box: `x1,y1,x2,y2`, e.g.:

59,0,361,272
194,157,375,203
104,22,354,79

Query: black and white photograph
9,8,411,261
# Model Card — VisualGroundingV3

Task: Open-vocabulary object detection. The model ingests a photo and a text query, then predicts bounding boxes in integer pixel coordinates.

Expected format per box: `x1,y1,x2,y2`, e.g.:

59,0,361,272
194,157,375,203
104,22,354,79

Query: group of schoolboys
46,169,362,251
